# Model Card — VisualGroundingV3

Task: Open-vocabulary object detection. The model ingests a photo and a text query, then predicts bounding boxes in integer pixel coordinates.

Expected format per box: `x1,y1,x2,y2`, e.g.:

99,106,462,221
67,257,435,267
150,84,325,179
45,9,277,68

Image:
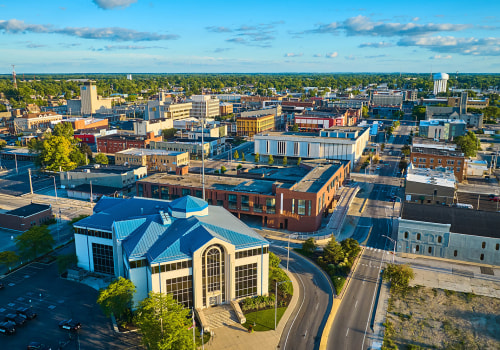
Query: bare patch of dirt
383,285,500,350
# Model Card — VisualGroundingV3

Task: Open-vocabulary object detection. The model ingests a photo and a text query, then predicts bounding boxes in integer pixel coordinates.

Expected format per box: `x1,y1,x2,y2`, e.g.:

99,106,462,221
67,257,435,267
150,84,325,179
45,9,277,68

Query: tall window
161,186,170,200
298,199,306,215
137,184,143,197
182,188,191,197
202,245,225,306
151,185,159,199
277,141,286,155
291,199,295,214
235,263,258,298
294,142,299,156
228,194,237,210
166,275,193,308
266,198,276,214
266,141,270,154
241,195,249,211
92,243,114,275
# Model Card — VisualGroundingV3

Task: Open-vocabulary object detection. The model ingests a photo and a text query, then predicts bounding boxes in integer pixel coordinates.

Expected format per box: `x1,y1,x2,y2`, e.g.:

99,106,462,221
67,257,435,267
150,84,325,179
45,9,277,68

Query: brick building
410,146,467,182
136,160,350,232
0,203,52,232
115,148,189,173
96,132,162,154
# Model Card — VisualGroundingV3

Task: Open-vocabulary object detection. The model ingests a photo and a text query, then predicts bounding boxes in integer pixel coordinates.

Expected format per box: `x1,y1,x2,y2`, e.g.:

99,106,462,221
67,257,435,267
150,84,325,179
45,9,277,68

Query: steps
200,304,239,330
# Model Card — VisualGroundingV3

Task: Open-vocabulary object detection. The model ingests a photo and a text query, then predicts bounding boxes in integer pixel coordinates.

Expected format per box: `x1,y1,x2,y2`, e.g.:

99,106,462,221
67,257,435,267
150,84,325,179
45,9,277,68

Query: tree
383,264,414,292
162,128,177,140
0,251,19,269
340,238,361,265
57,253,78,274
322,236,344,265
135,292,192,350
0,139,6,150
292,124,299,132
254,153,260,163
268,155,274,165
455,131,481,157
221,165,227,173
53,122,75,140
380,143,385,151
297,157,302,166
97,277,136,322
401,145,411,156
233,150,239,160
15,225,55,261
302,237,317,255
399,159,408,173
241,152,245,161
362,106,369,118
269,252,281,269
412,106,426,121
373,155,380,164
95,153,109,165
80,143,93,164
282,156,288,166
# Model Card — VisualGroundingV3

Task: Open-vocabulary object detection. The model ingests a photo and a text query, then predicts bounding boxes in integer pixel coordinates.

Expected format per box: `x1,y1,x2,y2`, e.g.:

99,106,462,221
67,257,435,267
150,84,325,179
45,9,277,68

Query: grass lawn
243,307,287,331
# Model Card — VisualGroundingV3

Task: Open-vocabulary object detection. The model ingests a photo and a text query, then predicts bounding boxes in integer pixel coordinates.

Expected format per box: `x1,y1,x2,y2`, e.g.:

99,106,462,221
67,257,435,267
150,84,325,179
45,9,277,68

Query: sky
0,0,499,74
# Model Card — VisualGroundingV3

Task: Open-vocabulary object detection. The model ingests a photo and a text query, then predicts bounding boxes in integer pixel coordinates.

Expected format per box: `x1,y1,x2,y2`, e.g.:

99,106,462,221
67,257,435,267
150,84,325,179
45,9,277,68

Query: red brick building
136,160,350,232
97,132,162,154
0,203,53,232
410,146,467,182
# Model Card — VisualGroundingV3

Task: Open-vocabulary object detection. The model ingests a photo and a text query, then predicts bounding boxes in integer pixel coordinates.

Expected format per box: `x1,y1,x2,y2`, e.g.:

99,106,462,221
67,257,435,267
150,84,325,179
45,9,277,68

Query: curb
319,247,365,350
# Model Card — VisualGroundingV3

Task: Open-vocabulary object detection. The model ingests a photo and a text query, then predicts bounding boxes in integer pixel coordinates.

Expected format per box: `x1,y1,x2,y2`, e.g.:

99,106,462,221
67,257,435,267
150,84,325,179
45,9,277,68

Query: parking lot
0,159,60,196
0,246,142,349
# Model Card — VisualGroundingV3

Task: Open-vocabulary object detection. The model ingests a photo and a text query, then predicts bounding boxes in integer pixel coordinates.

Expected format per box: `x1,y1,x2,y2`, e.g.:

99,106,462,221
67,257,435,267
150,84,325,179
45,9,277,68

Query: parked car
58,319,81,331
27,342,51,350
17,307,37,320
0,321,16,335
491,196,500,202
5,313,26,326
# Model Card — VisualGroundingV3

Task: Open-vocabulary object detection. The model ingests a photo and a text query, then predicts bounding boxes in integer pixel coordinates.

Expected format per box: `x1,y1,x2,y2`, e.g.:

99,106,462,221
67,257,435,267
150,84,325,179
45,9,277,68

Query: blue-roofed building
73,195,269,311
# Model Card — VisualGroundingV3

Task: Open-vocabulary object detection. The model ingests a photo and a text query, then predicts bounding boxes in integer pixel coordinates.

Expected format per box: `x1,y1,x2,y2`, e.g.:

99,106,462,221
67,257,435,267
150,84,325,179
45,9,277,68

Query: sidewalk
205,264,300,350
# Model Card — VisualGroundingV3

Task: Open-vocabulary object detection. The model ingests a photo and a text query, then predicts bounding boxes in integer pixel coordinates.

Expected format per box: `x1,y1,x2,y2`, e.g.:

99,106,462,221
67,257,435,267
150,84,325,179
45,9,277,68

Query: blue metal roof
114,218,147,240
169,195,208,213
122,215,168,260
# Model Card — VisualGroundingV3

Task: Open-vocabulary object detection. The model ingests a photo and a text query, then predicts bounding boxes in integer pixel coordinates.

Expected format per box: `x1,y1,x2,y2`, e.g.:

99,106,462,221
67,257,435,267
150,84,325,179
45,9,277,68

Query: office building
405,166,456,205
115,148,189,173
190,95,220,119
73,196,270,310
97,132,162,154
136,160,350,232
418,119,467,141
397,202,500,266
145,92,193,121
254,126,369,164
149,137,226,159
133,119,174,137
237,114,275,137
410,145,467,182
13,111,63,132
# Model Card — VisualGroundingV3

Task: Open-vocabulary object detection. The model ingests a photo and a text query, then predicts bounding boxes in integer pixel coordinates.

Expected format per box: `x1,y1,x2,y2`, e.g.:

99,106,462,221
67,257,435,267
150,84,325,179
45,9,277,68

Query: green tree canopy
241,152,245,161
40,136,78,171
15,225,55,260
297,157,302,166
340,238,361,265
302,237,317,255
233,150,239,160
221,165,227,173
268,155,274,165
254,153,260,163
412,106,426,121
383,264,415,292
162,128,177,140
322,236,345,265
269,252,281,269
135,292,192,350
97,277,136,321
292,124,299,132
53,122,75,140
282,156,288,166
0,139,6,149
455,131,481,157
0,251,19,269
94,153,109,165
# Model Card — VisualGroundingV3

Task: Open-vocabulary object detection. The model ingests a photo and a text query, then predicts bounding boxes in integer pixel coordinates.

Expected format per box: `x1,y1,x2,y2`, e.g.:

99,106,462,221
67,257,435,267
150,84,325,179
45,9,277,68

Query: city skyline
0,0,499,74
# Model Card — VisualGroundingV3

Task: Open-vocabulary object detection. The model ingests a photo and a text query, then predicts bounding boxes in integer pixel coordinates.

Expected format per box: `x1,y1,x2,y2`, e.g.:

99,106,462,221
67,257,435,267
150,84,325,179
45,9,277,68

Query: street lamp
275,280,291,330
52,176,58,202
381,234,396,263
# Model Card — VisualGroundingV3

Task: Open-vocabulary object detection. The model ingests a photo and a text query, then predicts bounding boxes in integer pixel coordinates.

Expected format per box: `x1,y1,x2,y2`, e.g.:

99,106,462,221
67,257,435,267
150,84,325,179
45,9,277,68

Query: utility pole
28,168,33,195
90,181,93,205
201,118,205,200
53,176,58,202
477,194,480,211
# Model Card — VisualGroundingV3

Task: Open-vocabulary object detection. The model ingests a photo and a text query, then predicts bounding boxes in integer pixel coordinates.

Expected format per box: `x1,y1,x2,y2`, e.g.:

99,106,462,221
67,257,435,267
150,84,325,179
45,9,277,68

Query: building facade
96,132,162,154
60,164,147,189
133,119,174,137
73,196,270,309
136,161,350,232
237,114,275,137
405,166,456,205
410,146,466,182
190,95,220,119
13,112,63,132
418,119,466,141
115,148,189,173
0,203,53,232
254,127,369,164
149,138,226,159
397,203,500,266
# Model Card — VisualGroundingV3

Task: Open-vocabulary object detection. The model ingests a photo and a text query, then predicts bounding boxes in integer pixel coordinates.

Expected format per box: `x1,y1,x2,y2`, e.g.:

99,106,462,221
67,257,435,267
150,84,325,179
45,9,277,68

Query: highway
270,243,333,350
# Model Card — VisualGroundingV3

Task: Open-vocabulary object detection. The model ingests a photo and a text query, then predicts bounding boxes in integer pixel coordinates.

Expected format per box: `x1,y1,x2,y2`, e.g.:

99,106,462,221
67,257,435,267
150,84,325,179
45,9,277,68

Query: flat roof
411,147,464,157
406,168,456,188
401,202,500,238
6,203,51,217
69,164,144,174
142,161,345,194
116,148,186,156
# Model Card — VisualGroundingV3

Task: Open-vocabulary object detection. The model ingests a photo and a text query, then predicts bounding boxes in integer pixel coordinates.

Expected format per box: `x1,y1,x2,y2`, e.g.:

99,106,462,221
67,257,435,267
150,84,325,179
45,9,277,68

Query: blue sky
0,0,499,73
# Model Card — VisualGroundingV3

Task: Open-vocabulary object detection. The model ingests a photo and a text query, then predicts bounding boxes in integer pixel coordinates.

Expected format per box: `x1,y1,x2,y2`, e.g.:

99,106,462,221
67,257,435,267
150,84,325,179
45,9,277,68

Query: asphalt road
329,125,409,350
270,243,332,350
327,248,386,350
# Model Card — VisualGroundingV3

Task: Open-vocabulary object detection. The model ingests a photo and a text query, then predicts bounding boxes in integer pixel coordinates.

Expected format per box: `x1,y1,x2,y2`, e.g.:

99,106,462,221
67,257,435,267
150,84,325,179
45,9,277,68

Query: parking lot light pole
381,235,396,263
52,176,58,202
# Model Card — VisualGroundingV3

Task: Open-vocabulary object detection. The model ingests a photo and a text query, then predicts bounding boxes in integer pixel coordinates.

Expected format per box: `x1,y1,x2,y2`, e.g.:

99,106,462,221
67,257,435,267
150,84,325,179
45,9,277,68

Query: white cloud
93,0,137,10
0,19,179,41
430,55,452,59
398,36,500,56
359,41,392,48
313,53,322,57
326,52,338,58
284,52,303,57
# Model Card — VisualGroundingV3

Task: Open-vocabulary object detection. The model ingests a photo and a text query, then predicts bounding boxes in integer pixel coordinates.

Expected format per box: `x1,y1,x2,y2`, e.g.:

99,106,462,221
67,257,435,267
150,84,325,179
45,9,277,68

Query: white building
466,160,488,176
254,126,370,164
133,119,174,137
145,91,192,121
433,73,449,95
190,95,220,119
73,196,269,313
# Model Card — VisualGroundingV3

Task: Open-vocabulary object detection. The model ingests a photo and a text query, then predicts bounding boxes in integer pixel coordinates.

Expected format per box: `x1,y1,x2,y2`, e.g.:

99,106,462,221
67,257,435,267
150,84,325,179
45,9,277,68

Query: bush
241,295,275,312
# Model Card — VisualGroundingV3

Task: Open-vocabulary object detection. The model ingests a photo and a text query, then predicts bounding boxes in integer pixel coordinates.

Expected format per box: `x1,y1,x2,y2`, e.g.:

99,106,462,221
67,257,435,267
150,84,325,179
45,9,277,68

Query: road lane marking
304,330,307,338
346,328,349,337
316,303,319,311
355,300,358,309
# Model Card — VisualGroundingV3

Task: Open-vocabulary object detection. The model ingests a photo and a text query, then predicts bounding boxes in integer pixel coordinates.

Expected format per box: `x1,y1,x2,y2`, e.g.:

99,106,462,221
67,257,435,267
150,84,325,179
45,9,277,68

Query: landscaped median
238,252,293,332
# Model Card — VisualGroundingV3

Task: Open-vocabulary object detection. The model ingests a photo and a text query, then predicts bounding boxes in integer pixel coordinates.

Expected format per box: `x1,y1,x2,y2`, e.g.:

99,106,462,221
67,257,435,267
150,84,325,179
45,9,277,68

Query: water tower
433,72,449,95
